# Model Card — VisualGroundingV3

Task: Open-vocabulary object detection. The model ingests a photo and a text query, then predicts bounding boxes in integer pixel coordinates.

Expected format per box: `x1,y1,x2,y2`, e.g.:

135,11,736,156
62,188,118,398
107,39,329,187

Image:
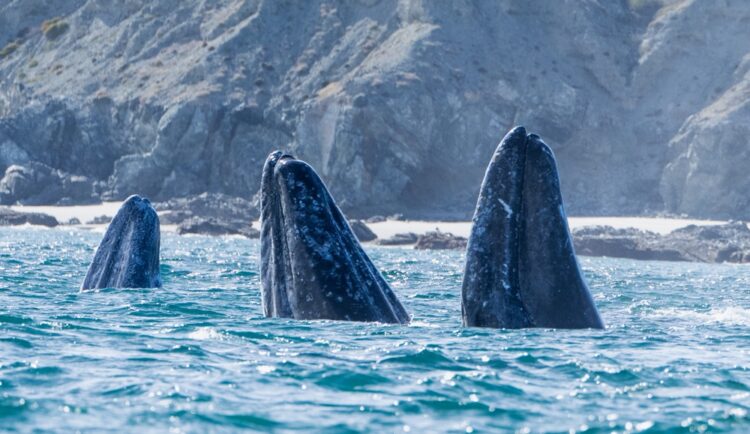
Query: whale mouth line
507,131,561,326
260,151,410,324
462,127,603,329
514,134,535,324
81,194,161,290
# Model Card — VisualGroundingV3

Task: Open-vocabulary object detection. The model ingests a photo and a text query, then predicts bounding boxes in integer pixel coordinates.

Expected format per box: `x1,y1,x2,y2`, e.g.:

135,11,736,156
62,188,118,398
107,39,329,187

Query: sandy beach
8,203,729,238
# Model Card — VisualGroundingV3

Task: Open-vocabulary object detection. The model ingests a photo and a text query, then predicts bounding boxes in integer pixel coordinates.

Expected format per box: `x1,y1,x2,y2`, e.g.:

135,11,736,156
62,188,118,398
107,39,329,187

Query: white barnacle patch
498,198,513,217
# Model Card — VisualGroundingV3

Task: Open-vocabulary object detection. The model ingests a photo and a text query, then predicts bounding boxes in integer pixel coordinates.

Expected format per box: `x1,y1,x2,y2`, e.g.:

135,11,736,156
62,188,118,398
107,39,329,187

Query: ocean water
1,227,750,433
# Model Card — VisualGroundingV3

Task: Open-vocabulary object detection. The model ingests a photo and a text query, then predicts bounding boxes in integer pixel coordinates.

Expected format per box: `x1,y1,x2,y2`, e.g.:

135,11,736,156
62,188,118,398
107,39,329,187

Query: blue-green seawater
1,227,750,433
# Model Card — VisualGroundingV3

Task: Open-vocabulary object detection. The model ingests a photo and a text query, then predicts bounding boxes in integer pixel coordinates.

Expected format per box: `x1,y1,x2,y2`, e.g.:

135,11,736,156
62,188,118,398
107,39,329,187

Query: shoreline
6,203,730,237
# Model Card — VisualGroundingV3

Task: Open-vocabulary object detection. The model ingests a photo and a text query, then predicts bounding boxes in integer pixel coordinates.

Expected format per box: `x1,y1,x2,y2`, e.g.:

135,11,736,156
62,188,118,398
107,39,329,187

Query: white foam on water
256,365,276,374
650,306,750,326
408,320,440,328
188,327,223,340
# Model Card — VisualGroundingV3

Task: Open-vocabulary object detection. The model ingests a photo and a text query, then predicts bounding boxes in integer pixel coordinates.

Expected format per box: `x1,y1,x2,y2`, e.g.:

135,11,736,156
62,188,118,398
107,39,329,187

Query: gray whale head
260,151,410,324
81,195,161,290
462,127,604,329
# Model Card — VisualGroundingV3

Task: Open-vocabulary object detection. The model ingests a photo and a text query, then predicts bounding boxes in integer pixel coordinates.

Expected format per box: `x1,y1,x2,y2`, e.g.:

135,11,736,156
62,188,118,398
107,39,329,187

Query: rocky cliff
1,0,748,219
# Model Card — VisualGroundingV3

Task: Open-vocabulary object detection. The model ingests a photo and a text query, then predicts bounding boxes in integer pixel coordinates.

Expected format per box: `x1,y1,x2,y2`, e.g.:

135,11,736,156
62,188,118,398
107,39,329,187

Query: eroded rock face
0,162,95,205
0,1,749,218
659,80,750,219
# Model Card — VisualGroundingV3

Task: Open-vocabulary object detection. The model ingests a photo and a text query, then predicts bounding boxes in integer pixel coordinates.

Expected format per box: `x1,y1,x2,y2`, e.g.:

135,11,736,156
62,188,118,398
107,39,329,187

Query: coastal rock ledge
572,223,750,264
0,207,58,227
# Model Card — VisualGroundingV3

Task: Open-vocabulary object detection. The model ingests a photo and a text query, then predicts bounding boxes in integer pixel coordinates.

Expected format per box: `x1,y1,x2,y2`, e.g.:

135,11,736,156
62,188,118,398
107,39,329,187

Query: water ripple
2,228,750,432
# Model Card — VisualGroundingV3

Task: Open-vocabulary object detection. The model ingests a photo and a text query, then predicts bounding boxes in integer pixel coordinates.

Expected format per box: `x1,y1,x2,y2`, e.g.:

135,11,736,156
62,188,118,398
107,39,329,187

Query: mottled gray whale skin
260,151,409,324
462,127,604,329
81,195,162,290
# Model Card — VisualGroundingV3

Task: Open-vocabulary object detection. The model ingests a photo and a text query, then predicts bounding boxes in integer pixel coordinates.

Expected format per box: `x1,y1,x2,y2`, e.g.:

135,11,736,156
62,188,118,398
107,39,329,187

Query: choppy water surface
1,227,750,433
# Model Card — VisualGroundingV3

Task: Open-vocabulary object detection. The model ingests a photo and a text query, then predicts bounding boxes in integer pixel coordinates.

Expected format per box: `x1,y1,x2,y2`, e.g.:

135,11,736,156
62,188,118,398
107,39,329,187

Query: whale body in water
260,151,409,324
461,127,604,329
81,195,162,290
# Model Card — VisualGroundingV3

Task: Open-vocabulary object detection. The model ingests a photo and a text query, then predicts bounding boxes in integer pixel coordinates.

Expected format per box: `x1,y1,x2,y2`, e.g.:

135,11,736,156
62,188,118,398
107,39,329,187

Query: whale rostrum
462,127,604,329
81,195,162,290
260,151,410,324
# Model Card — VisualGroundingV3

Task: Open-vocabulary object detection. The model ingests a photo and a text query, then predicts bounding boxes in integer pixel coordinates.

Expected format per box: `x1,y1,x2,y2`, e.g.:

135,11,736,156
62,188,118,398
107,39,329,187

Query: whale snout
81,194,161,290
259,151,410,324
122,194,155,211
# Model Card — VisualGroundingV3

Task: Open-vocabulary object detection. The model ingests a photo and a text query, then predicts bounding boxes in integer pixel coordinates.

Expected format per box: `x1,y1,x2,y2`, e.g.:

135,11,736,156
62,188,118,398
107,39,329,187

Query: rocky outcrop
176,217,259,238
156,192,258,237
86,215,111,225
0,207,58,226
1,1,749,219
156,192,258,224
573,223,750,263
659,74,750,219
348,219,377,242
0,162,96,205
652,1,750,220
376,232,418,246
414,231,467,250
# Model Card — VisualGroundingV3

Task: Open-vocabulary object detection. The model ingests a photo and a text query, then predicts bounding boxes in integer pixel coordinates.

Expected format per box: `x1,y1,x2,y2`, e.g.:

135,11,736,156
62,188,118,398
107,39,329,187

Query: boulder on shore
376,232,419,246
157,192,259,238
0,207,58,227
348,219,377,242
156,192,259,224
87,215,112,225
176,217,259,238
414,231,467,250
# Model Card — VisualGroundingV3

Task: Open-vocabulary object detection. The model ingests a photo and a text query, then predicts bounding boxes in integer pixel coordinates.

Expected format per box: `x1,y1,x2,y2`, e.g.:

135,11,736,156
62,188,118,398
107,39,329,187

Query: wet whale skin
462,127,604,329
81,195,162,290
260,151,409,324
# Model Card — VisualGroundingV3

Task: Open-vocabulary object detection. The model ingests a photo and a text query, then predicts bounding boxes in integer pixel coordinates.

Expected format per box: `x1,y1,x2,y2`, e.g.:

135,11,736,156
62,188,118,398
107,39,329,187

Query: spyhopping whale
81,195,162,290
461,127,604,329
260,151,409,324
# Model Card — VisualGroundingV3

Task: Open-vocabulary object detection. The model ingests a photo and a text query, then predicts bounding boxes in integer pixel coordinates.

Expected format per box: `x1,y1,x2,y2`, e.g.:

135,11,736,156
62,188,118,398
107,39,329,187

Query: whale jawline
461,127,604,329
81,194,161,290
260,151,410,324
